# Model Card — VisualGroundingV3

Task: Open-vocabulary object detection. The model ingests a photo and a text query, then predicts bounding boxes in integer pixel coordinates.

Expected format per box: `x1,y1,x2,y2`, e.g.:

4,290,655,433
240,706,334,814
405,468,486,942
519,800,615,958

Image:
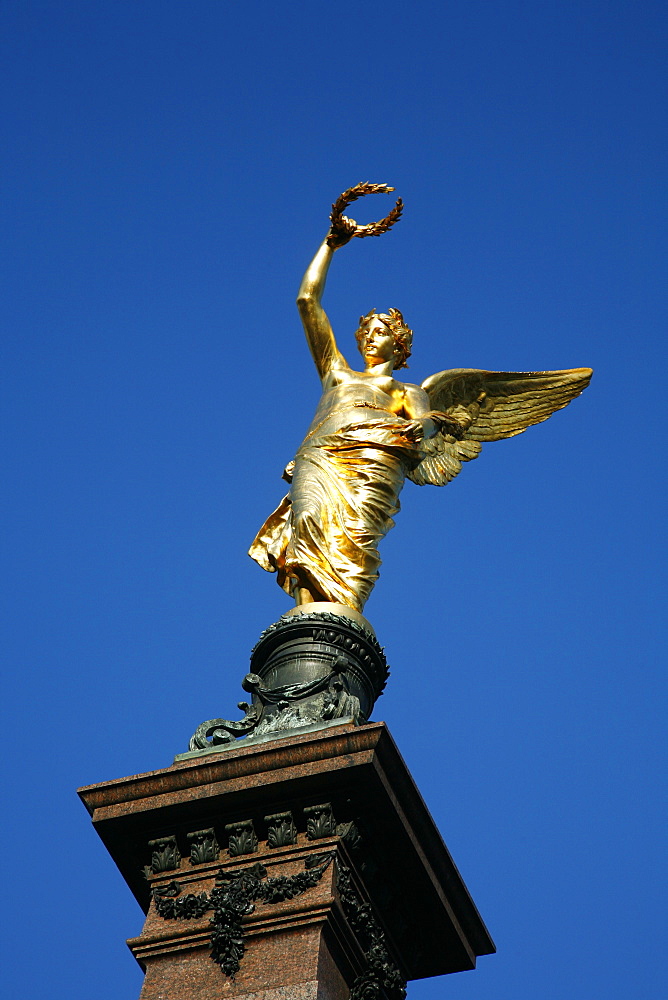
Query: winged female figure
249,185,592,613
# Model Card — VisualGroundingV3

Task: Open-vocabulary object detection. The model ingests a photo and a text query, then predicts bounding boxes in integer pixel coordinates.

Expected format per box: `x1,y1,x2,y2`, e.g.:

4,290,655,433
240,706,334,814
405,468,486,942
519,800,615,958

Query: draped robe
249,398,422,612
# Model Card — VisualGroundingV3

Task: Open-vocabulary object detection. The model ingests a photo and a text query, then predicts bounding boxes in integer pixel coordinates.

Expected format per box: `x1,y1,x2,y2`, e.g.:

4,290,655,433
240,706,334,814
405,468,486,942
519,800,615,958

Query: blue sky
1,2,665,997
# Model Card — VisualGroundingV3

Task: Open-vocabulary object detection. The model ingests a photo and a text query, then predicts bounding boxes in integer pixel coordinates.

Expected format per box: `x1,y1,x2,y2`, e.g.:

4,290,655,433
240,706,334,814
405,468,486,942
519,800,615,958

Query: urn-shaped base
186,609,389,754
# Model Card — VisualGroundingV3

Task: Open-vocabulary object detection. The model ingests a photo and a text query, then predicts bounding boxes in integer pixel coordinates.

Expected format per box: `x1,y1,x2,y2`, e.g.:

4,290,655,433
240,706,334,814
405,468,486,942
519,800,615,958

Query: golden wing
408,367,592,486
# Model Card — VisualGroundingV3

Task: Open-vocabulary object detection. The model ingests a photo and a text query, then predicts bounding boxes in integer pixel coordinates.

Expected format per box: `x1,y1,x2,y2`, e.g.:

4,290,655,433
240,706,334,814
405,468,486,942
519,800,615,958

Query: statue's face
360,318,397,367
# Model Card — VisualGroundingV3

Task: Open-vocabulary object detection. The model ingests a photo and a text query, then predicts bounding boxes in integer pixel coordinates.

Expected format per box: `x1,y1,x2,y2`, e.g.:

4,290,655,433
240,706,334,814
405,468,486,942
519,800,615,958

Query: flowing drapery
249,419,420,611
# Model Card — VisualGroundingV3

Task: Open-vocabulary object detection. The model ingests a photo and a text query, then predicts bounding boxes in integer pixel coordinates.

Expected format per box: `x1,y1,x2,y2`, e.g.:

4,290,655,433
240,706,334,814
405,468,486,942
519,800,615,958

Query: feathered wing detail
408,367,592,486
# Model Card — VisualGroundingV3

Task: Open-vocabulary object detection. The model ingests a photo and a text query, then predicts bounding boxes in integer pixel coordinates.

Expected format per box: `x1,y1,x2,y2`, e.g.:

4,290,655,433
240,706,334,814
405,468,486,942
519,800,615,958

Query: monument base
185,610,390,750
79,722,494,999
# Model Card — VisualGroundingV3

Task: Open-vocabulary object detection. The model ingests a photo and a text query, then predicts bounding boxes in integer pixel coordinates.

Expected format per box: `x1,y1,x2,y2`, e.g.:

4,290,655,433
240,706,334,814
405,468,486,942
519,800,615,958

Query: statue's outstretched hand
402,419,426,443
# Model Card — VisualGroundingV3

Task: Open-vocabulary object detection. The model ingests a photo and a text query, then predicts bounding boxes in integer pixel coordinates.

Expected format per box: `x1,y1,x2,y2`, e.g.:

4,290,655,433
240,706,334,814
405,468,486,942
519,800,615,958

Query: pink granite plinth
79,722,494,999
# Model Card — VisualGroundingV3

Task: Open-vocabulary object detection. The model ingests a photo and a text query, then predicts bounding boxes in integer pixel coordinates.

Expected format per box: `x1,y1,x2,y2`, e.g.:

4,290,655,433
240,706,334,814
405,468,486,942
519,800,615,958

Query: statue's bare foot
294,585,323,606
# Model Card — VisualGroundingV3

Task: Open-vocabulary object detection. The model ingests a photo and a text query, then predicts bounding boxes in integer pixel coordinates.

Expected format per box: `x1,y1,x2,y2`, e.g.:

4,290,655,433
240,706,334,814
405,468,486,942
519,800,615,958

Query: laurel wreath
327,182,403,247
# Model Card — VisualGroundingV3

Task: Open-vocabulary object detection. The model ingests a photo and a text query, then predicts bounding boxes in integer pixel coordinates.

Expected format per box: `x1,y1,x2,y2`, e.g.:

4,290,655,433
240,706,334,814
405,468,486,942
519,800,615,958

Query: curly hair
354,308,413,370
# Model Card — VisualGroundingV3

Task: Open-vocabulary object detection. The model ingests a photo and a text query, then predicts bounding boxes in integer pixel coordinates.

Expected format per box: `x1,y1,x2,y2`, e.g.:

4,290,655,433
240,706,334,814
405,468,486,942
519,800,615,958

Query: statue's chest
328,369,400,397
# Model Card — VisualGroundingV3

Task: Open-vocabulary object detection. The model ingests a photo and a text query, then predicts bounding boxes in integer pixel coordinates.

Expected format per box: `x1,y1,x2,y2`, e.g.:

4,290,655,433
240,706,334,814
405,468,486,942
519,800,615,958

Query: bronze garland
336,860,407,1000
153,853,333,979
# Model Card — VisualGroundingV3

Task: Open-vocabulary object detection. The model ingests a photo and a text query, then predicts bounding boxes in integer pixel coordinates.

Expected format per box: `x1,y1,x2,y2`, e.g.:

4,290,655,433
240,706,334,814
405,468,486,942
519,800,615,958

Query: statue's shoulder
401,380,429,399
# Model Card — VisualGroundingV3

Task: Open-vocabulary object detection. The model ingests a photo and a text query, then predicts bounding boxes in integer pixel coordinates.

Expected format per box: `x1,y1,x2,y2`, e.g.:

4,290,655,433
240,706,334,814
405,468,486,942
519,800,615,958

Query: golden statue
250,184,592,613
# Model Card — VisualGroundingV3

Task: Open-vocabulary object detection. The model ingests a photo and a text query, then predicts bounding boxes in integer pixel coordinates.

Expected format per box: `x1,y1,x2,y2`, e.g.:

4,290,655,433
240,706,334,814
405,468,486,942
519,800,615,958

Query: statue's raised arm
296,183,404,381
296,239,347,379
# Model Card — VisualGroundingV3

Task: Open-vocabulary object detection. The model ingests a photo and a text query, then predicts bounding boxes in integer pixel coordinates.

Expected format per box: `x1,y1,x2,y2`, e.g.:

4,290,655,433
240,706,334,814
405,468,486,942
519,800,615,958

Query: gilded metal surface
249,185,592,612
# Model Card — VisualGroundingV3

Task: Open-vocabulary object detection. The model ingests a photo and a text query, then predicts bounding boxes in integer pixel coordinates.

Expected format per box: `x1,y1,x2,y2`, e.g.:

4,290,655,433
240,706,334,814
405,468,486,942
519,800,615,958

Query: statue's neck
364,360,395,377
